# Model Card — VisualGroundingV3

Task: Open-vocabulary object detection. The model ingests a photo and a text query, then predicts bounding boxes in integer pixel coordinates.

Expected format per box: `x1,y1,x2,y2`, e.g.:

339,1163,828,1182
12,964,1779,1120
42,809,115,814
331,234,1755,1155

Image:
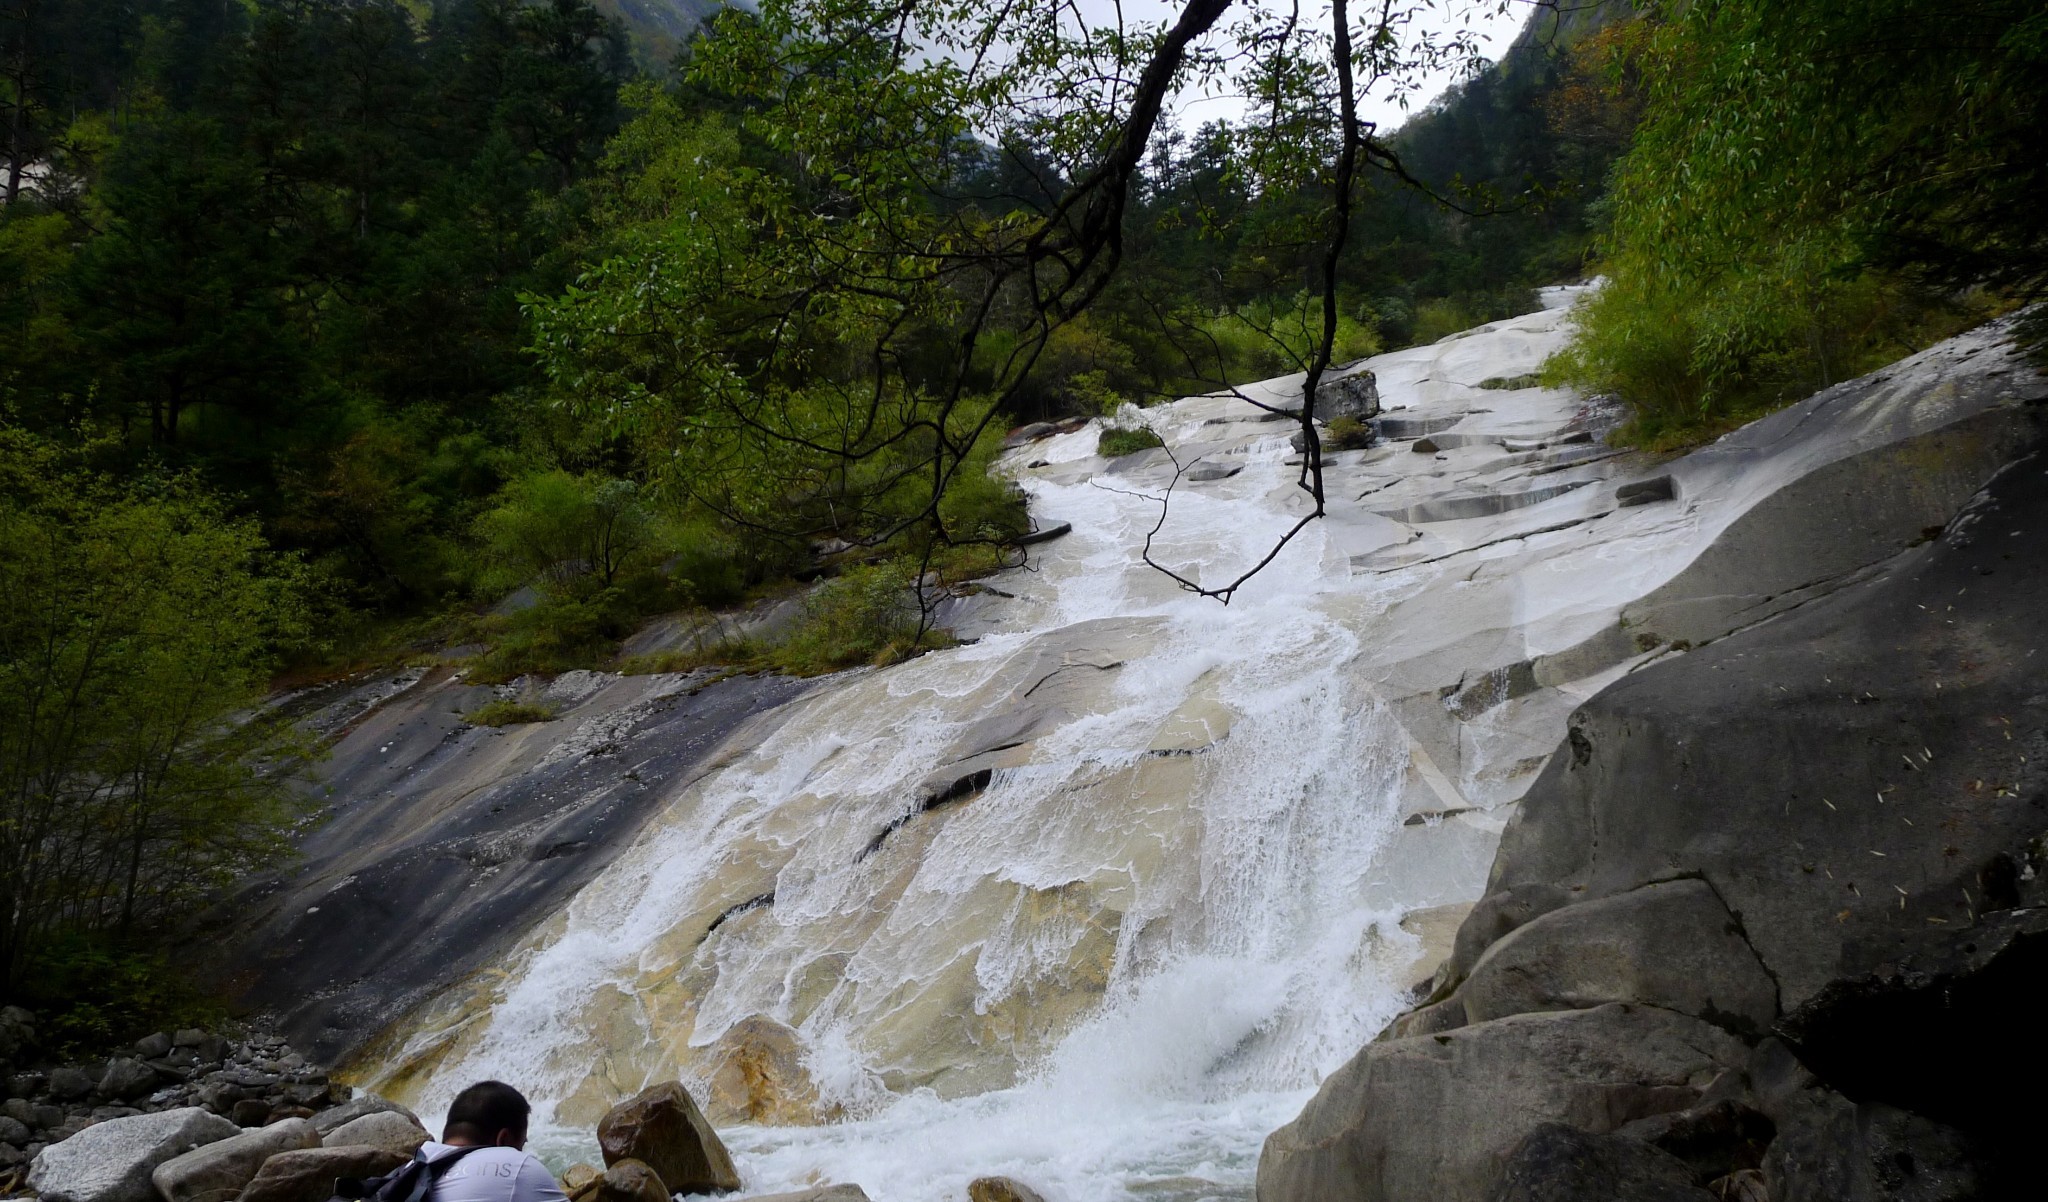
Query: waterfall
361,294,1606,1200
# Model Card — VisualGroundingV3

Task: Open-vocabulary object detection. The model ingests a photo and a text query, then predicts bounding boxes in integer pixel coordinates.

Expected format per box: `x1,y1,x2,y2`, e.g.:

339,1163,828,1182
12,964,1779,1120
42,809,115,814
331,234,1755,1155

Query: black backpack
333,1145,484,1202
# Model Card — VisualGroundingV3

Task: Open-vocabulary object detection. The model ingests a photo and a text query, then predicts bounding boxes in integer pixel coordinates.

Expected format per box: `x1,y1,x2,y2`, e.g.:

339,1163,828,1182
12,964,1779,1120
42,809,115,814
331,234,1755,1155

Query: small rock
33,1103,63,1128
240,1145,408,1202
589,1159,669,1202
47,1066,93,1102
171,1030,208,1049
9,1071,45,1097
706,1016,819,1127
969,1177,1047,1202
323,1111,430,1158
560,1163,603,1194
214,1068,280,1090
0,1141,23,1168
280,1082,331,1108
596,1081,741,1195
194,1082,244,1115
1185,462,1242,482
1412,437,1441,454
97,1059,158,1102
27,1107,239,1202
308,1095,418,1137
229,1099,272,1128
265,1106,315,1125
151,1118,320,1202
2,1099,33,1125
0,1116,28,1145
133,1034,173,1060
1616,475,1677,507
734,1188,870,1202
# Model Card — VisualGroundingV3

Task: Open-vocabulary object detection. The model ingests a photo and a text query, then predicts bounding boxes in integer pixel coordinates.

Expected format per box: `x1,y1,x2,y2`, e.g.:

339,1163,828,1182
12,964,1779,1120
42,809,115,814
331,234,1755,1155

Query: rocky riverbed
0,1009,345,1183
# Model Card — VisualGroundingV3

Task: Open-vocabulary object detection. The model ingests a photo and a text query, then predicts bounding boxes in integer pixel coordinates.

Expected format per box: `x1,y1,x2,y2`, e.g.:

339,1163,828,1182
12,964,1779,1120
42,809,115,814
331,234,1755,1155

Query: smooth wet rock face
1487,1123,1712,1202
322,1109,429,1157
150,1118,320,1202
239,1146,408,1202
1258,1004,1745,1202
214,666,809,1065
1457,879,1779,1035
596,1081,741,1195
1480,441,2048,1012
28,1107,240,1202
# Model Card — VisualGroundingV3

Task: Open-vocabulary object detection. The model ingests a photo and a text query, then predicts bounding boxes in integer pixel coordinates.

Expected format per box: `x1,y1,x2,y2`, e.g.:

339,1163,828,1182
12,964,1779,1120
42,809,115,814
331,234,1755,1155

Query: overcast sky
1116,0,1541,136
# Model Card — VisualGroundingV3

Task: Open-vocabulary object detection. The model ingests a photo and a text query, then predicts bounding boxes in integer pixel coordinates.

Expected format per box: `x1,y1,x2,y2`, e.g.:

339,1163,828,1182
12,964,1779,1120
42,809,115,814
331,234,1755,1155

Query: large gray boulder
321,1110,429,1158
151,1118,321,1202
1314,368,1380,422
1458,879,1779,1035
1257,1004,1745,1202
309,1094,418,1137
27,1108,240,1202
240,1146,409,1202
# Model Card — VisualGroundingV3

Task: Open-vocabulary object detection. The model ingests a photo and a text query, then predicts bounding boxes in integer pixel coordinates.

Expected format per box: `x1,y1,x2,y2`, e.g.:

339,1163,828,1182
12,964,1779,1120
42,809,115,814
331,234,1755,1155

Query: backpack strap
401,1145,486,1202
335,1145,485,1202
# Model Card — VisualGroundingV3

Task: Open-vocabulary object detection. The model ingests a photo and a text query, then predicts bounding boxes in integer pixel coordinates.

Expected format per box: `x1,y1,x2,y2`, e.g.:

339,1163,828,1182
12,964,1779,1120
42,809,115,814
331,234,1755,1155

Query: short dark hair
444,1081,531,1143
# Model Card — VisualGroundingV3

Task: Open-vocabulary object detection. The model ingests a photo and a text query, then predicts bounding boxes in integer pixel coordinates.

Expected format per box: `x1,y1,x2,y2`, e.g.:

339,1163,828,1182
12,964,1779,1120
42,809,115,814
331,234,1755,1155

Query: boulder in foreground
321,1110,430,1158
151,1118,320,1202
28,1108,240,1202
239,1146,409,1202
1257,1004,1744,1202
596,1080,741,1195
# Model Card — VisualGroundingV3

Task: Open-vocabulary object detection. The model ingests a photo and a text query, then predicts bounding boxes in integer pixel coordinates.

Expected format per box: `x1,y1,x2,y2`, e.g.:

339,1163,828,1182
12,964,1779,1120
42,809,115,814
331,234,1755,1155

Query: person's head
442,1081,531,1149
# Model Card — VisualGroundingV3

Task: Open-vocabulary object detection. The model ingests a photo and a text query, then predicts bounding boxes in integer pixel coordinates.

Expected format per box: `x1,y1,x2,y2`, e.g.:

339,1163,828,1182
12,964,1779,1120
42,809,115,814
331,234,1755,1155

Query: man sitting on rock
416,1081,568,1202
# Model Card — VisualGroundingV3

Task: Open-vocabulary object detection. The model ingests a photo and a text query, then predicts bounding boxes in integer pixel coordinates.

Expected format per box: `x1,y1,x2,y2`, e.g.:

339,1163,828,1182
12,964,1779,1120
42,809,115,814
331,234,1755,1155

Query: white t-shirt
416,1141,569,1202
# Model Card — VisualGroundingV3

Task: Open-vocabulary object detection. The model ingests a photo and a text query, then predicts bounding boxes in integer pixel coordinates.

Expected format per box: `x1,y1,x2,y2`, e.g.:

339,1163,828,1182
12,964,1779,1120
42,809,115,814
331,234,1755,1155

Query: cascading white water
364,300,1608,1200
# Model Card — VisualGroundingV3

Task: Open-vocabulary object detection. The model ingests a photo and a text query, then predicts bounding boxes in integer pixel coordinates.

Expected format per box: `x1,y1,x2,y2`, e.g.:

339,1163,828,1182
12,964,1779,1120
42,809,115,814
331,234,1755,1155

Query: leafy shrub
466,698,557,726
1097,426,1164,457
769,562,925,676
476,470,665,594
466,588,652,682
1325,416,1373,450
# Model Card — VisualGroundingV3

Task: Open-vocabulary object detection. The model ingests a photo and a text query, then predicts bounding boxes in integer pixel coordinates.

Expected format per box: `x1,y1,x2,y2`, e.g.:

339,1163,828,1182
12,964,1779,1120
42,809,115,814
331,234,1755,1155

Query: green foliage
466,698,558,726
0,428,311,991
477,470,665,593
768,563,929,676
19,936,228,1054
466,587,655,682
1325,416,1373,450
1097,427,1164,458
1550,0,2039,441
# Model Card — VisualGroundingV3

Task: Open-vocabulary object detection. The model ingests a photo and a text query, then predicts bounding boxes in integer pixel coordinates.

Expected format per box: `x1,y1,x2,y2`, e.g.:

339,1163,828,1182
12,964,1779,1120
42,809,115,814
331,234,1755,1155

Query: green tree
0,429,311,992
